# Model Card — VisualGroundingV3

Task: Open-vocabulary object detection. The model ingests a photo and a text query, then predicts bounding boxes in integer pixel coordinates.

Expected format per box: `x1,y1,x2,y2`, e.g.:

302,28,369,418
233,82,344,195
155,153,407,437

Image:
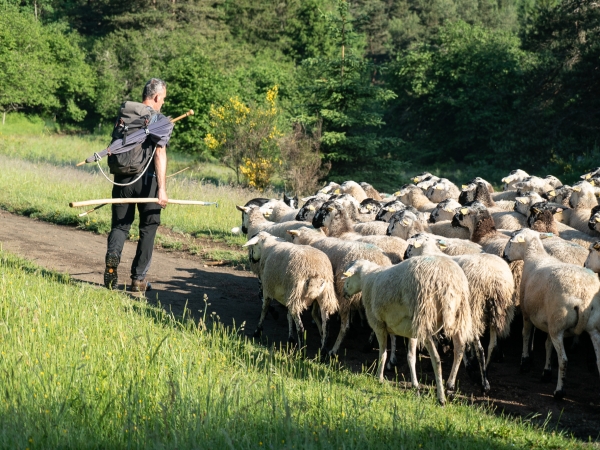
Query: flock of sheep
234,169,600,405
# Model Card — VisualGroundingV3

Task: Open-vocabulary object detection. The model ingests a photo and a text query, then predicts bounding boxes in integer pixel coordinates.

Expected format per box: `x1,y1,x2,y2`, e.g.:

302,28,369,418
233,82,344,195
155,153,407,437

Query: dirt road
1,210,599,440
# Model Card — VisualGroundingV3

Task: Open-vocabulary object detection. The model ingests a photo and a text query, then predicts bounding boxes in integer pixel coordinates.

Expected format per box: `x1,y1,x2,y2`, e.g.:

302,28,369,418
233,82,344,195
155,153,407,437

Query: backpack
107,101,158,176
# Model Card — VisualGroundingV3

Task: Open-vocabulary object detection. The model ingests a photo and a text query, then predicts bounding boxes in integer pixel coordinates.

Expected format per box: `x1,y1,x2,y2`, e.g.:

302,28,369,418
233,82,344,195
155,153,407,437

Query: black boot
104,253,120,289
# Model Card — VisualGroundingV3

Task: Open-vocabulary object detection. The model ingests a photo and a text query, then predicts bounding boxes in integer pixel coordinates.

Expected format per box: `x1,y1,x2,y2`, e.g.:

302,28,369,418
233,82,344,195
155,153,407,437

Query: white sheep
503,229,600,399
360,182,383,200
395,184,437,213
501,169,530,190
340,180,369,202
238,206,315,242
543,185,572,207
287,227,393,355
243,231,338,351
388,209,472,241
341,255,473,405
404,234,515,393
459,181,515,212
561,181,600,236
428,199,463,224
426,178,460,203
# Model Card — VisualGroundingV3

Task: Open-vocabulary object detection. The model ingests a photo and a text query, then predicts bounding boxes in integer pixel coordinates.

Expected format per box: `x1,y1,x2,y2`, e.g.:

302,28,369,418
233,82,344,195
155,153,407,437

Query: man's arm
154,146,168,208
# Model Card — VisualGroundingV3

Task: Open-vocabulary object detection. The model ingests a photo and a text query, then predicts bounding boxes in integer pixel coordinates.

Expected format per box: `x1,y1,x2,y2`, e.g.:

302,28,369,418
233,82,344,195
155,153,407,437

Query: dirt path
1,210,599,440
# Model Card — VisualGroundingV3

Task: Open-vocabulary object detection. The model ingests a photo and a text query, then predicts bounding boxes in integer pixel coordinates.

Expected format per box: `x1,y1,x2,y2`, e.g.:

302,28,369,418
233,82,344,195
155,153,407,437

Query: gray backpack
107,101,158,175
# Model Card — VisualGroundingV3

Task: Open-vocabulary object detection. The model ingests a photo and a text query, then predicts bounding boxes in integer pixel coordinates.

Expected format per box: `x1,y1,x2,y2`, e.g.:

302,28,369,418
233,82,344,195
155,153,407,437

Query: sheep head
429,199,461,223
503,229,552,262
584,241,600,273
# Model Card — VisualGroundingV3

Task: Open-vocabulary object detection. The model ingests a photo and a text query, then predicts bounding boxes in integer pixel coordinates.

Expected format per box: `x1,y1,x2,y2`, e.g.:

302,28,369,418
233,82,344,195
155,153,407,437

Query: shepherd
104,78,170,292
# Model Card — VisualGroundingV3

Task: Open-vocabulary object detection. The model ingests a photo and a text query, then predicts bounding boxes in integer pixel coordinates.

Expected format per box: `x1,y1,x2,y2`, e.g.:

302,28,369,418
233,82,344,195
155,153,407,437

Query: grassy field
0,250,589,449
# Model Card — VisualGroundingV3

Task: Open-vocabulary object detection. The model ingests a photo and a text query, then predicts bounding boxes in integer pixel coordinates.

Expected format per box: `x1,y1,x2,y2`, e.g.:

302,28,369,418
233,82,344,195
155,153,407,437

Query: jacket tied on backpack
108,101,162,176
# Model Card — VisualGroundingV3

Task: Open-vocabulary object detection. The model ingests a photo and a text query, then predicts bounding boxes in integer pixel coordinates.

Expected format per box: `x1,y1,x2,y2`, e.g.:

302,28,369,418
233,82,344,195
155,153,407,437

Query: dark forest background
1,0,599,189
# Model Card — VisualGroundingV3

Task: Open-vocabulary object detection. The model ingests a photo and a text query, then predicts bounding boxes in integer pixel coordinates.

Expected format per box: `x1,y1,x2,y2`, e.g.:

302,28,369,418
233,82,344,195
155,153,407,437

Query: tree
298,0,402,189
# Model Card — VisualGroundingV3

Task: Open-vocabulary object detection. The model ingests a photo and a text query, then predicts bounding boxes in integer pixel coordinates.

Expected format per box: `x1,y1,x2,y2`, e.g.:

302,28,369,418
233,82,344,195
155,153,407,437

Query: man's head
142,78,167,112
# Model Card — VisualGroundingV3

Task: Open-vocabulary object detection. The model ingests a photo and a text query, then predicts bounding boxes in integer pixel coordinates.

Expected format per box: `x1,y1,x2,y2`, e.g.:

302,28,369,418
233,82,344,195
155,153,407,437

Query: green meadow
0,251,587,449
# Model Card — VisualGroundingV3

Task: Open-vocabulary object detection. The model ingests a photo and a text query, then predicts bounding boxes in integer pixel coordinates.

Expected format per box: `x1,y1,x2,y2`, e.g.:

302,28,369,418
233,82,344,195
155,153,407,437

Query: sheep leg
386,335,398,370
287,312,295,344
407,338,419,390
373,326,389,382
253,296,272,337
319,306,330,353
424,336,446,406
589,329,600,377
311,303,323,337
293,312,306,350
520,318,533,372
329,310,350,356
446,334,466,393
473,338,490,393
550,330,568,400
485,327,498,370
541,334,553,382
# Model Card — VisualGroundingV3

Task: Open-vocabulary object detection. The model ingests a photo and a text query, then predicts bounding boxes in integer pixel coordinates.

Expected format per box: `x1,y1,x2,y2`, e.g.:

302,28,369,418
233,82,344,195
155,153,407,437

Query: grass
0,250,590,449
0,154,257,254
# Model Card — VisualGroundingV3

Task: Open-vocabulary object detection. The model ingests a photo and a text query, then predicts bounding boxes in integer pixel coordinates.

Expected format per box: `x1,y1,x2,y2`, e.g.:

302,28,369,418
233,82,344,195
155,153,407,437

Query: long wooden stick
70,198,217,208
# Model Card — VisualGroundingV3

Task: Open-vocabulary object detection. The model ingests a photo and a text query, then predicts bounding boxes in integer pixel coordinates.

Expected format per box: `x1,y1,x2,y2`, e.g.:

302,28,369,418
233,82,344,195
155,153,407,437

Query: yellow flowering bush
204,86,282,186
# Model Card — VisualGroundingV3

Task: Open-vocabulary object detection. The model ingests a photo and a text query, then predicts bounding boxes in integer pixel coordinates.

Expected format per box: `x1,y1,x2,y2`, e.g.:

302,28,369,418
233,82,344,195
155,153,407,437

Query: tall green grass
0,251,586,449
0,155,252,249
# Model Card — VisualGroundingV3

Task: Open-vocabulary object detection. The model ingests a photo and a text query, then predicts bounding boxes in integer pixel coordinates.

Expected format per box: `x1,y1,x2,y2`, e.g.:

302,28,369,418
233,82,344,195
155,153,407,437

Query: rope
95,146,157,187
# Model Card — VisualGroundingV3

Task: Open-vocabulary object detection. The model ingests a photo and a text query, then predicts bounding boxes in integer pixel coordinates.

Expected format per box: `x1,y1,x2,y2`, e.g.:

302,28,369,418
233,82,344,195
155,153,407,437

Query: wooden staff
70,198,218,208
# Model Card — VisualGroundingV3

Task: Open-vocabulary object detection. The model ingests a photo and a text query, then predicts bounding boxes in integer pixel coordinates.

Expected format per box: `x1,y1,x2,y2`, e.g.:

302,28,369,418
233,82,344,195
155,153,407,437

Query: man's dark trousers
106,172,161,281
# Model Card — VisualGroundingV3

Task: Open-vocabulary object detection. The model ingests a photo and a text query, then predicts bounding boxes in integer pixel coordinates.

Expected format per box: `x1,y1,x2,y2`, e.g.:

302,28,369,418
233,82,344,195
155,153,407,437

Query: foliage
298,0,403,190
0,5,94,122
388,21,534,167
278,122,331,195
205,86,283,186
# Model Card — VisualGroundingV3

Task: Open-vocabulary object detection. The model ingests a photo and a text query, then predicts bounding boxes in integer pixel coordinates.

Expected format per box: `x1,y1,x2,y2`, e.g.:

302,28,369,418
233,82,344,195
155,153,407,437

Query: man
104,78,169,292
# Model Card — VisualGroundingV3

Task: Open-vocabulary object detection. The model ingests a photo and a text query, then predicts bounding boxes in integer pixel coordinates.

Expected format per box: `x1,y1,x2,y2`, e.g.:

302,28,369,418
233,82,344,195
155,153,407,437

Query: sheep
358,198,384,217
283,193,299,209
451,204,523,306
388,209,472,241
270,201,300,223
588,205,600,233
459,181,515,212
513,191,545,217
501,169,530,190
317,182,341,195
395,184,437,213
375,200,407,222
232,198,277,234
562,181,600,236
341,255,473,405
581,167,600,181
353,221,390,236
388,210,482,255
404,234,515,393
513,176,555,194
360,182,383,201
503,228,600,399
410,172,436,184
416,176,441,191
238,205,315,242
243,231,338,351
312,201,408,263
340,180,368,202
295,196,327,222
428,199,462,224
426,178,460,203
288,227,392,355
545,175,563,188
543,185,572,207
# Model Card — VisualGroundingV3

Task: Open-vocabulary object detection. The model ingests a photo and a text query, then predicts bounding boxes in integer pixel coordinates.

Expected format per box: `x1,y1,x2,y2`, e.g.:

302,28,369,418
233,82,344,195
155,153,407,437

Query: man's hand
158,187,168,208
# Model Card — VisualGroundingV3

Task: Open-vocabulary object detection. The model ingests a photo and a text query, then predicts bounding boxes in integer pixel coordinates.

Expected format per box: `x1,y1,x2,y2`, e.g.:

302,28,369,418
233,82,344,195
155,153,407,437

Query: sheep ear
308,205,315,211
334,189,341,194
516,197,527,204
393,191,400,196
437,240,447,250
585,173,592,180
590,180,596,186
402,218,410,226
443,206,454,212
516,235,526,243
532,207,542,214
341,271,354,280
413,241,422,248
412,177,419,183
548,190,556,196
540,233,553,239
593,242,600,250
460,208,468,215
243,236,260,247
595,216,600,223
287,230,299,236
388,208,396,213
434,184,444,190
236,205,249,212
555,208,563,214
501,176,511,183
573,186,582,192
327,206,335,212
461,184,468,189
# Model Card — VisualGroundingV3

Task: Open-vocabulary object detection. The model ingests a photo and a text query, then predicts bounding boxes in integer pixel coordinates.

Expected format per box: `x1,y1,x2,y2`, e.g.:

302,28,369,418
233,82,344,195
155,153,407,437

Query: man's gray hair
142,78,166,100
